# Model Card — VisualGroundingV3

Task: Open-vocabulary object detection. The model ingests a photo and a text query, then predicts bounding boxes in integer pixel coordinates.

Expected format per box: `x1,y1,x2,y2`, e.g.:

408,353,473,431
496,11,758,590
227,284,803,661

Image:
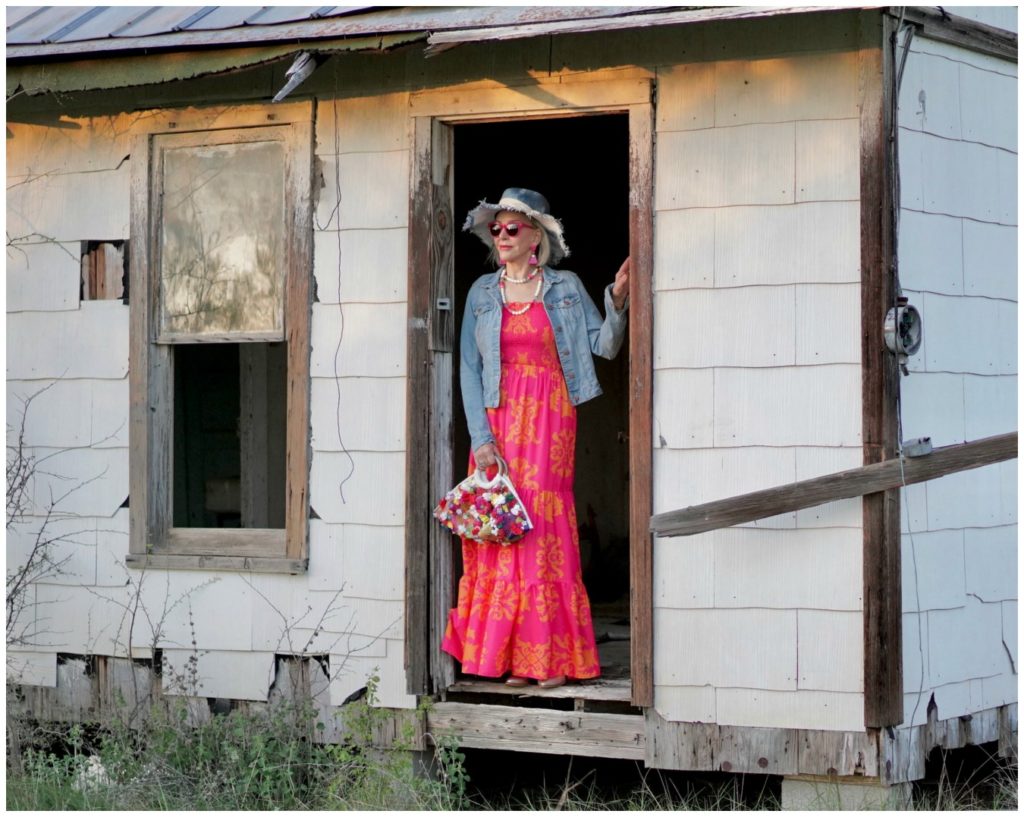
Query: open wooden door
406,117,456,694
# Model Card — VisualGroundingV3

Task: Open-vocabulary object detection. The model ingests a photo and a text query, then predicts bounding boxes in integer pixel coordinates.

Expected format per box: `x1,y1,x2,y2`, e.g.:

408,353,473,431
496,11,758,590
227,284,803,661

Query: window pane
159,140,285,337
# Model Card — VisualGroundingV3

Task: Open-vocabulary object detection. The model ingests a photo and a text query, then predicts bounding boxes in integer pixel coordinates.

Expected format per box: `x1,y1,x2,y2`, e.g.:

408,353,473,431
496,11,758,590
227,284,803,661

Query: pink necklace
499,270,543,315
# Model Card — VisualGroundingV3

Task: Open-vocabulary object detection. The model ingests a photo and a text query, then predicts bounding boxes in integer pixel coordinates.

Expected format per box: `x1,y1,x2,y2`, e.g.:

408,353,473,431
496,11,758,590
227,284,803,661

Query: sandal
538,675,566,689
505,676,529,687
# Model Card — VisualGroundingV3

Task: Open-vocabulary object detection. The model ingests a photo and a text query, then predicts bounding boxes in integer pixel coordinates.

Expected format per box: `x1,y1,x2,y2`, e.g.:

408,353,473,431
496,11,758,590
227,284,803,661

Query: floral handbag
433,456,533,545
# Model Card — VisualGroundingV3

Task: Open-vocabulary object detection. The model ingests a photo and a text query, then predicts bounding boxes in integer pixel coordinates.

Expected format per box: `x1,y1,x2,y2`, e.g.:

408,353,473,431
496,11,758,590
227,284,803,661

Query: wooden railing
649,432,1018,538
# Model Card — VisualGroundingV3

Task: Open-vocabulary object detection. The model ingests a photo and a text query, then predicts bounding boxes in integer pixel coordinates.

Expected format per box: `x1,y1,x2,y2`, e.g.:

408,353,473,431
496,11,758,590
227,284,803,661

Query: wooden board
447,677,630,702
427,701,645,760
645,707,879,776
628,101,655,709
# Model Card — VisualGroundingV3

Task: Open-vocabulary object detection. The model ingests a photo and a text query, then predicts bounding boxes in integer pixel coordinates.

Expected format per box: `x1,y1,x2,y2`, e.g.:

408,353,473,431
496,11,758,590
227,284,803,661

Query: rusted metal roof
6,6,672,59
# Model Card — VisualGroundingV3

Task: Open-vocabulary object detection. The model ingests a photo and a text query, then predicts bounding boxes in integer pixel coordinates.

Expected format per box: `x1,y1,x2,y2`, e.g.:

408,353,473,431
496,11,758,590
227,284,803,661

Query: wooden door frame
405,91,654,707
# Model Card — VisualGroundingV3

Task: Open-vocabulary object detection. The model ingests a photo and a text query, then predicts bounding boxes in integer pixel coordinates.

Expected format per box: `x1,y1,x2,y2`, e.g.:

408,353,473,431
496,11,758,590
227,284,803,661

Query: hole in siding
80,240,128,302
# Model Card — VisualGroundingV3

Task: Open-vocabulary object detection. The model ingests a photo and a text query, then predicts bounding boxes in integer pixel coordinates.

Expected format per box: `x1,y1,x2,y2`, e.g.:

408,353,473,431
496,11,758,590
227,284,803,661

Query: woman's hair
487,215,553,268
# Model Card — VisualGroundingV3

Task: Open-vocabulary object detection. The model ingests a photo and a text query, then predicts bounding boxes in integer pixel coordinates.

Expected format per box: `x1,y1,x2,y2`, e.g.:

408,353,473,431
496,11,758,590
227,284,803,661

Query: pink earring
529,244,539,266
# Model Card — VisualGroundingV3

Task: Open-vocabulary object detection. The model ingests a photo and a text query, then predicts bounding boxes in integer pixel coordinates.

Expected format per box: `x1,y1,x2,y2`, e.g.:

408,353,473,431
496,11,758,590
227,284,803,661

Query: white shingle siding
897,33,1017,726
652,39,865,730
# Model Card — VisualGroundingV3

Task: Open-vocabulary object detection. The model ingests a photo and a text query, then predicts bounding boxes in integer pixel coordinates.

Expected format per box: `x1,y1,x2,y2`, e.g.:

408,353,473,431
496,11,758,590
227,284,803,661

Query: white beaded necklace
499,268,544,315
501,266,541,285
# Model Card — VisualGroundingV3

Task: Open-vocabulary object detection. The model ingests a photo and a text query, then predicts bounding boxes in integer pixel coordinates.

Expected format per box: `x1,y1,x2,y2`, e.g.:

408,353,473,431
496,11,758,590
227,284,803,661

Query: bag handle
475,454,508,489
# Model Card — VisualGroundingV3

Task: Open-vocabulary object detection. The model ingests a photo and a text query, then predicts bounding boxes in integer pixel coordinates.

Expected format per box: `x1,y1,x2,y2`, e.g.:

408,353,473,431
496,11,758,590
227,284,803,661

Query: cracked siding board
927,598,1004,686
654,607,797,690
162,649,274,702
7,165,130,242
330,638,415,709
315,151,410,231
317,92,411,154
713,365,862,447
713,51,860,126
313,227,407,304
653,533,714,608
926,460,1016,531
652,368,714,449
95,509,130,586
652,208,715,290
714,202,861,287
655,123,795,210
798,610,864,692
310,376,406,452
958,59,1018,150
964,374,1018,440
653,286,796,368
962,221,1017,301
7,303,129,380
654,684,717,722
653,446,797,527
713,527,863,611
795,284,861,365
898,210,964,294
310,302,406,378
963,526,1017,603
793,447,864,529
921,293,1016,375
7,378,129,449
7,651,58,687
901,529,966,612
898,372,966,445
716,688,864,732
6,116,134,177
22,447,128,518
7,515,98,587
795,118,860,202
5,240,81,312
309,451,405,525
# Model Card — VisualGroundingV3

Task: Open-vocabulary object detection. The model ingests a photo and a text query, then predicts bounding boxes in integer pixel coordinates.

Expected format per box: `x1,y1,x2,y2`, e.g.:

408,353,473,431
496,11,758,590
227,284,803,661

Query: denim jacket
460,267,629,452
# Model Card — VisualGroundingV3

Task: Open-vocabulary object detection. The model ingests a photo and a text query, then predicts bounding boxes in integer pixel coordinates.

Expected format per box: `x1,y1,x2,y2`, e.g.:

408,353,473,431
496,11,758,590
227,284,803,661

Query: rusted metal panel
7,6,656,59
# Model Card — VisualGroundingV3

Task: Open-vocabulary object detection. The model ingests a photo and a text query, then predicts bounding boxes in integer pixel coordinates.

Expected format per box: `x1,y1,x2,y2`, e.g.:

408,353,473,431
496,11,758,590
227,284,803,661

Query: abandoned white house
6,4,1017,801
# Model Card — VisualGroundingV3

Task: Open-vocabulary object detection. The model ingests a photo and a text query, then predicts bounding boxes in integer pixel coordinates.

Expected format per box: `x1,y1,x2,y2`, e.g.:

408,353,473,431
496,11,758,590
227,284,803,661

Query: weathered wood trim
124,553,307,574
128,132,153,558
645,707,880,777
404,115,434,695
628,100,655,710
409,77,652,118
427,119,457,694
127,101,313,569
878,703,1016,784
448,676,631,702
898,7,1018,61
427,701,645,760
649,433,1018,537
161,527,284,556
283,113,314,562
860,9,901,730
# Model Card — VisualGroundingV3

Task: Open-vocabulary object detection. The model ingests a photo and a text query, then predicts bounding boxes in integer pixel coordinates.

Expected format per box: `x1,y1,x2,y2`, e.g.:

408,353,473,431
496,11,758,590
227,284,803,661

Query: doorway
450,114,633,681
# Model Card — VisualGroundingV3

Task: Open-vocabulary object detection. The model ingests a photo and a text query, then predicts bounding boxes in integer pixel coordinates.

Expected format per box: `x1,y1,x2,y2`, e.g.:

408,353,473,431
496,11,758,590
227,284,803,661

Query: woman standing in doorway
441,188,629,688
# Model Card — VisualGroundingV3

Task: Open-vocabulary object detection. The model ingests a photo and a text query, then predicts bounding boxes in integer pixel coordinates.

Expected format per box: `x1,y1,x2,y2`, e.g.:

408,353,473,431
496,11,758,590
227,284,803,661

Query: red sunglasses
487,220,536,238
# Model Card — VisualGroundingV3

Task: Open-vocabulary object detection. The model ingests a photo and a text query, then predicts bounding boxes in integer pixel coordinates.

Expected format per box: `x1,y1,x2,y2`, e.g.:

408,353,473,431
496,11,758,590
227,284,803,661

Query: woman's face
492,210,541,267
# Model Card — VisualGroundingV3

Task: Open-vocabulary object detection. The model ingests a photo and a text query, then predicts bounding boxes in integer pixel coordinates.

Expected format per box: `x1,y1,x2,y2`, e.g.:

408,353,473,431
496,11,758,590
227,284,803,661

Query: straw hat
463,187,570,264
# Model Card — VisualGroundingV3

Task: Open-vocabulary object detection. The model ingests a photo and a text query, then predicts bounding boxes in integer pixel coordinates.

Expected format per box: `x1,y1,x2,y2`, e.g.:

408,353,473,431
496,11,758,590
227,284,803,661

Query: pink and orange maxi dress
441,301,601,681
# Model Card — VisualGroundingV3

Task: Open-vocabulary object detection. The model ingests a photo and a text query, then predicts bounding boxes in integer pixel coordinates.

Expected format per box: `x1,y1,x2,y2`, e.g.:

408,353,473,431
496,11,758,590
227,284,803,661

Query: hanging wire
326,59,355,503
889,7,929,767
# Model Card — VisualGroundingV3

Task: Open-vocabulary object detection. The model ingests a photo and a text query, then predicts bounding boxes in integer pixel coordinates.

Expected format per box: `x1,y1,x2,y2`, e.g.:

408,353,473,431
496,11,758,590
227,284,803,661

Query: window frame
126,102,314,574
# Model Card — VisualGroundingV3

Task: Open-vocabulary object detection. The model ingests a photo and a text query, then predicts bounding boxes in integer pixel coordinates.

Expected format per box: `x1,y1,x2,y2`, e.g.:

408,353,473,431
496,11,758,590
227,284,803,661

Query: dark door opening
451,114,632,681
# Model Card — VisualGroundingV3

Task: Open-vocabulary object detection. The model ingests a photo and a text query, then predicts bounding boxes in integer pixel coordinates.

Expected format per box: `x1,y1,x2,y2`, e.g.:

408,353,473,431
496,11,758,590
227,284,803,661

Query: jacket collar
481,266,563,291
